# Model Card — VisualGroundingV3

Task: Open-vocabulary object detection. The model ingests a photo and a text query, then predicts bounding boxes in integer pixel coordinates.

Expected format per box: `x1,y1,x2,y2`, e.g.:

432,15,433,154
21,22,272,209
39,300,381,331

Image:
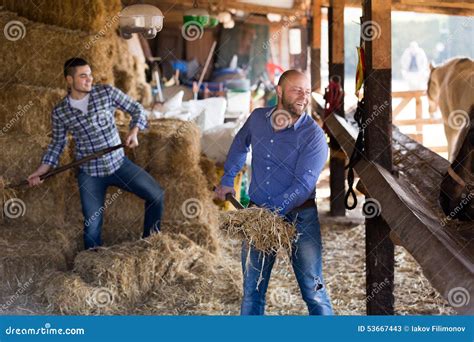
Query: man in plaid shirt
28,57,164,249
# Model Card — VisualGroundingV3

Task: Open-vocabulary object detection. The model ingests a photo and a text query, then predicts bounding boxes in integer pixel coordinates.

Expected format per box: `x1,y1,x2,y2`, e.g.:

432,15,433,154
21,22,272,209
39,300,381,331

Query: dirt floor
0,167,455,315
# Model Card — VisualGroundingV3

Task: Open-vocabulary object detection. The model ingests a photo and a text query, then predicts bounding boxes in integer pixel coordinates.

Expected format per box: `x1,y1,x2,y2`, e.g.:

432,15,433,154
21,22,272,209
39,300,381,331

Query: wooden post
328,0,346,217
311,0,322,92
362,0,395,315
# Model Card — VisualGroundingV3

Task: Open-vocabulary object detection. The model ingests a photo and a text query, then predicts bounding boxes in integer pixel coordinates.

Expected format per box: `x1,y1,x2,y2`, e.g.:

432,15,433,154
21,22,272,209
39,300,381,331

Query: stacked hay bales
0,10,115,88
1,0,122,32
0,133,79,298
0,134,74,226
0,8,150,102
113,37,153,108
40,233,241,315
0,84,66,136
0,1,150,302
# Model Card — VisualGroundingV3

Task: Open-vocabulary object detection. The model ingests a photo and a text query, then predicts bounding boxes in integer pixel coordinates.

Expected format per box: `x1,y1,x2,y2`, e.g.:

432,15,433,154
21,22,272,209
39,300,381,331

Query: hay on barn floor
1,0,122,32
0,83,66,135
0,134,74,226
219,208,296,254
0,10,115,89
40,232,241,315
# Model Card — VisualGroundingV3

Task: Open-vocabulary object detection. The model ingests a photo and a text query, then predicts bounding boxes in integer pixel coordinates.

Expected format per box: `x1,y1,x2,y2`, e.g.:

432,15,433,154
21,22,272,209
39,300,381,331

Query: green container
208,16,219,28
183,14,209,27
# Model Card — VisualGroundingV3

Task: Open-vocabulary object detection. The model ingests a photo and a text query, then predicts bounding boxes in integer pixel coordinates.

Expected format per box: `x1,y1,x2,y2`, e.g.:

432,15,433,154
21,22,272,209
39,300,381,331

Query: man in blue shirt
28,58,164,250
215,70,333,315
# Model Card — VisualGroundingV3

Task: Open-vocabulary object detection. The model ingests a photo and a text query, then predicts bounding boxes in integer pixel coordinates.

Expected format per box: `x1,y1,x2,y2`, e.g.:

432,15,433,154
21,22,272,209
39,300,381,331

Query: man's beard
281,94,307,116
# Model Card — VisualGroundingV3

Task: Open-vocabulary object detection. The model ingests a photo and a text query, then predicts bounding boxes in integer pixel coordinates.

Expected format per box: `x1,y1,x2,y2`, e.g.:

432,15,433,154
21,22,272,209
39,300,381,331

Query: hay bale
41,233,241,314
2,0,122,32
0,223,79,297
0,134,74,226
123,120,201,174
219,208,297,254
199,154,218,190
0,83,66,136
0,10,115,89
112,37,152,106
39,271,122,315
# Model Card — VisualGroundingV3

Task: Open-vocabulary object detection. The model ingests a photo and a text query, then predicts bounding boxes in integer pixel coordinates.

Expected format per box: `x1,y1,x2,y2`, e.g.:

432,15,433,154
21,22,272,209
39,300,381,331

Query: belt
249,198,316,212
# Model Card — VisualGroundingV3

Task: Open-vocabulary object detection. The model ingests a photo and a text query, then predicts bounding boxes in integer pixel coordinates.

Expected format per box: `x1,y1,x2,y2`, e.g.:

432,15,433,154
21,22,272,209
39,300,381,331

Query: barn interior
0,0,472,315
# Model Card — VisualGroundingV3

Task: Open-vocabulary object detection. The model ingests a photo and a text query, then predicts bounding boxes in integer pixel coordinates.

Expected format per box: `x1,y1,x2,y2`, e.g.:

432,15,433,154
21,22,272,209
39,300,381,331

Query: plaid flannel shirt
42,84,147,177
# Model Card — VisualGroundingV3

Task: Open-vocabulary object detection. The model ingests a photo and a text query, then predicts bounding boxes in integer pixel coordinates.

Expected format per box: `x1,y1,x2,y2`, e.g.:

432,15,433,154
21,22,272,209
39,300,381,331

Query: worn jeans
77,157,164,249
240,206,333,315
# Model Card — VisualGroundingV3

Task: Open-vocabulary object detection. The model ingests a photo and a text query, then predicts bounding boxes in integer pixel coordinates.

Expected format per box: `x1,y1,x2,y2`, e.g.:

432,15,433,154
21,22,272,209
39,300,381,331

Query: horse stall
320,0,473,315
0,0,472,318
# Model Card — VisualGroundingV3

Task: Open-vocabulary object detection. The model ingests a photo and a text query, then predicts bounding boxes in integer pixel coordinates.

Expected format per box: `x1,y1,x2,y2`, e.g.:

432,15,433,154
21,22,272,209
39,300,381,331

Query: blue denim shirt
221,106,328,214
41,84,147,177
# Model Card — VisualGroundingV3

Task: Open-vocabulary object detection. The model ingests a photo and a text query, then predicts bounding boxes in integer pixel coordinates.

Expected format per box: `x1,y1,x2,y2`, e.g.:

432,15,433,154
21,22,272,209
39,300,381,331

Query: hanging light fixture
119,4,164,39
183,0,210,27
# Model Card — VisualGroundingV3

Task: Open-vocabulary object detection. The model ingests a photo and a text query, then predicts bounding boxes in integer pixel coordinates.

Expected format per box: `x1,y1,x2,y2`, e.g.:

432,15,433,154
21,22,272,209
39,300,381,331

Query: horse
427,57,474,162
439,106,473,222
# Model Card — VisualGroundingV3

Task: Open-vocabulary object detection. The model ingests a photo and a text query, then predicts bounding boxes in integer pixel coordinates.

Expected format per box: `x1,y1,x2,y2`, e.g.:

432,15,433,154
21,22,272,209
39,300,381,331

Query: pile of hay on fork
219,207,297,254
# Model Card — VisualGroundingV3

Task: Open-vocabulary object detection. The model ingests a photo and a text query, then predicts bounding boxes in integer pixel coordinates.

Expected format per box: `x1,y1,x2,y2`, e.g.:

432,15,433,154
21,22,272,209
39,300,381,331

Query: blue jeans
77,157,164,249
241,206,333,315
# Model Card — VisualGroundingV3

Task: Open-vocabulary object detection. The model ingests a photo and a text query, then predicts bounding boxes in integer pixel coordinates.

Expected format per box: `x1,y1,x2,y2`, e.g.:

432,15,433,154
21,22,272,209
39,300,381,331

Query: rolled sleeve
108,86,147,130
41,109,67,168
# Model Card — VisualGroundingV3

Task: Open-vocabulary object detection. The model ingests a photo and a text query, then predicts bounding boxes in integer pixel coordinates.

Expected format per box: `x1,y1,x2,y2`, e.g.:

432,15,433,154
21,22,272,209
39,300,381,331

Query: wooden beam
362,0,394,315
328,0,346,217
322,0,474,15
325,113,474,315
310,0,323,92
